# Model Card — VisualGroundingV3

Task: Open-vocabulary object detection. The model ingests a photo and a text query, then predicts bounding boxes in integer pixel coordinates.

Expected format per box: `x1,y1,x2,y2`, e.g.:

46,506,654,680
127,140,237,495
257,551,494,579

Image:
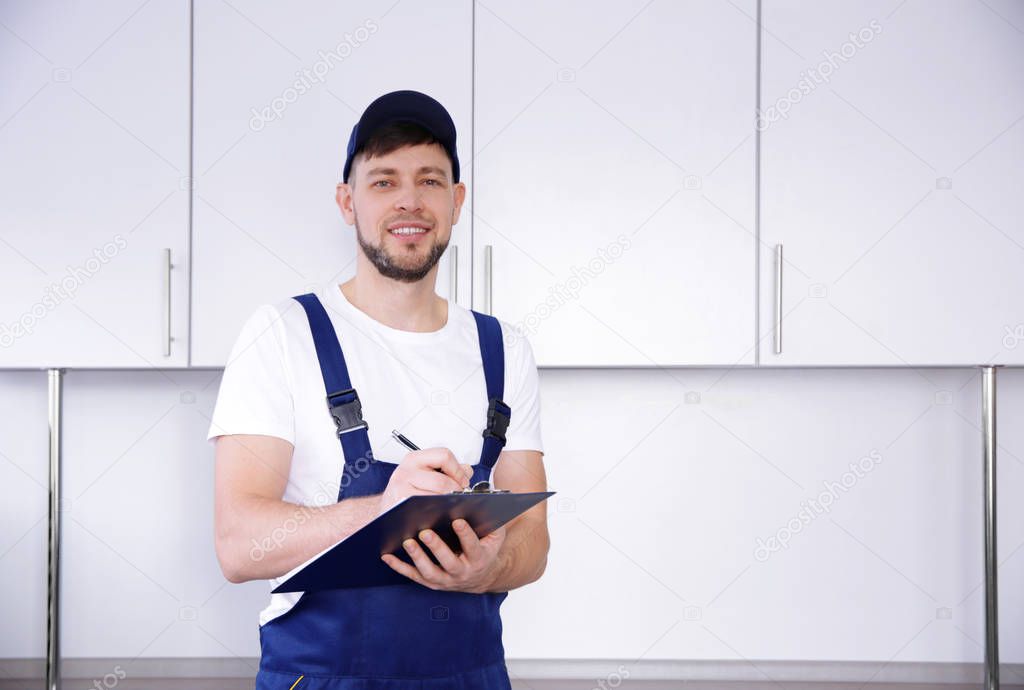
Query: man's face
336,142,466,284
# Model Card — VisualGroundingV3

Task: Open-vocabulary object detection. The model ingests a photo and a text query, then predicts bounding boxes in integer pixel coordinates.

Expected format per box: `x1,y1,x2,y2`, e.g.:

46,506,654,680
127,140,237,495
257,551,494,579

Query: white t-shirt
206,279,544,625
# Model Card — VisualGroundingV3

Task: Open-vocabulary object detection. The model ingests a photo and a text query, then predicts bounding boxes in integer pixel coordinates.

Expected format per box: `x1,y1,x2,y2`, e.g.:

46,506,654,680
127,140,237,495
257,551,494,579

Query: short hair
348,120,455,183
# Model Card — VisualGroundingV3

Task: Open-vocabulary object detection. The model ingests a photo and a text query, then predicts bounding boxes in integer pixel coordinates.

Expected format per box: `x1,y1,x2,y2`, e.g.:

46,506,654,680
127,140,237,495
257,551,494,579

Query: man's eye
424,179,441,186
372,180,391,188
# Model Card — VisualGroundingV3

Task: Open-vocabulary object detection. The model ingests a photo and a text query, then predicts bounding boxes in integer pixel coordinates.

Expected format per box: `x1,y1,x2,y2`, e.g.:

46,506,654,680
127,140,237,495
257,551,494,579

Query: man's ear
336,182,356,225
450,181,467,226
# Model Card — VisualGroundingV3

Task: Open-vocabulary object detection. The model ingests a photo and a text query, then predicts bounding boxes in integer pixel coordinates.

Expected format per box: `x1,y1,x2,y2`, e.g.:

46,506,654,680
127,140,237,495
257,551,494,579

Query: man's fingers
381,553,428,587
418,529,461,572
409,468,463,494
401,538,447,582
453,519,483,561
412,448,468,487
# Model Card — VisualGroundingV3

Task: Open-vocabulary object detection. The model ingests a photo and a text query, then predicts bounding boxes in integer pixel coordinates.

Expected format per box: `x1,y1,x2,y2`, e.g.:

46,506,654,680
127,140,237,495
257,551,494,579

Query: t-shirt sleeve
206,304,295,446
500,324,544,454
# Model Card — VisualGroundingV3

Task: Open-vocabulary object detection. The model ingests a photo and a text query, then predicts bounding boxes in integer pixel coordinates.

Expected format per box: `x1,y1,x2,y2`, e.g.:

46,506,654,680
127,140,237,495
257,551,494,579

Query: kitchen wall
1,365,1021,672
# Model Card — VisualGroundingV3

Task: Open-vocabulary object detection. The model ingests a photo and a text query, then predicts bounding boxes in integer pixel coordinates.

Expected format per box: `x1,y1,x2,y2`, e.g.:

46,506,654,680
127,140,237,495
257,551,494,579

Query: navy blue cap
342,90,460,184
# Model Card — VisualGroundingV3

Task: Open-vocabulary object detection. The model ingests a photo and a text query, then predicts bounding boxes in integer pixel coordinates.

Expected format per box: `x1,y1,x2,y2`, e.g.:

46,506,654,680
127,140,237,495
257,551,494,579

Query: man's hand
381,518,507,593
378,448,472,515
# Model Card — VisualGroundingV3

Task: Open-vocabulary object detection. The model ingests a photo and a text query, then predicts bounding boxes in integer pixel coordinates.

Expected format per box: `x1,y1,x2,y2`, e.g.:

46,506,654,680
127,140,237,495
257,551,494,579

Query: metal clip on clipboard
450,481,509,495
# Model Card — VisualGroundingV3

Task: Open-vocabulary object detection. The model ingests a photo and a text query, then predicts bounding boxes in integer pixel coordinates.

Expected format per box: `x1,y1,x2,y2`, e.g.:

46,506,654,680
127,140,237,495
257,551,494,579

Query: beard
354,211,449,284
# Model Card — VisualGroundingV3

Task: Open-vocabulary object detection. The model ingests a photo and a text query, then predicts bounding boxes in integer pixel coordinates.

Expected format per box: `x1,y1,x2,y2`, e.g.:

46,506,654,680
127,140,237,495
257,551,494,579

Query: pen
391,429,420,452
391,429,479,490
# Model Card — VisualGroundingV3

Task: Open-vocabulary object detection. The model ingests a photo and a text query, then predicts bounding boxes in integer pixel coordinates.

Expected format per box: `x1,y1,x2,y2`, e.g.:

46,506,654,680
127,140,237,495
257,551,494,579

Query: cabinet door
502,367,1024,662
192,0,473,367
0,1,190,368
473,0,757,367
59,370,267,659
760,0,1024,366
0,373,48,668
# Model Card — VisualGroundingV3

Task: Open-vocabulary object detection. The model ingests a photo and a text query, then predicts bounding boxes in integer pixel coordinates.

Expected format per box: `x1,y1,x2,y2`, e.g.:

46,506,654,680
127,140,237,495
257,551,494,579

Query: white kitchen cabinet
0,1,191,368
0,373,48,665
473,0,758,367
58,370,267,658
503,367,1024,663
760,0,1024,366
191,0,473,367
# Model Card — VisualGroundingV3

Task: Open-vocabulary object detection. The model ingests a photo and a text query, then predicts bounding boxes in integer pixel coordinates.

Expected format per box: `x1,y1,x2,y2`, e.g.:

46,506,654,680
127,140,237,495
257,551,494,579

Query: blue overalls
254,292,514,689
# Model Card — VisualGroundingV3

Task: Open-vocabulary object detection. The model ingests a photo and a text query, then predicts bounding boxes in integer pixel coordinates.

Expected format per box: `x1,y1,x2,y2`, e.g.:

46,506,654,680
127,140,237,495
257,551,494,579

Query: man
207,90,549,689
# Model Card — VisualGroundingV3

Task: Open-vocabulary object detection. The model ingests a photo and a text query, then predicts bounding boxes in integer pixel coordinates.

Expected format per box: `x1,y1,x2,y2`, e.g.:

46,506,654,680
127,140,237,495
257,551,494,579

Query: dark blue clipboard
272,490,554,592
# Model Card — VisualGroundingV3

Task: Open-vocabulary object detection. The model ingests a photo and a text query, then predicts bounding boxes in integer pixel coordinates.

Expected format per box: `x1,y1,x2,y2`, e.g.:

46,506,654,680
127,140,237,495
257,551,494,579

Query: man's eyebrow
365,165,448,179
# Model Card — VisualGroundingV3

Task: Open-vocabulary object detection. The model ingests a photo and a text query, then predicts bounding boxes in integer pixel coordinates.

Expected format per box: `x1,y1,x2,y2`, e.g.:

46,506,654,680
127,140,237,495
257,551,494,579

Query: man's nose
394,187,423,212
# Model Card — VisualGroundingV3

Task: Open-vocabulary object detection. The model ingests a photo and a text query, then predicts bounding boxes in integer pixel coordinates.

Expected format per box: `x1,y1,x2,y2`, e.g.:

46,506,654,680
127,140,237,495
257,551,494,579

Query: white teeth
390,226,427,235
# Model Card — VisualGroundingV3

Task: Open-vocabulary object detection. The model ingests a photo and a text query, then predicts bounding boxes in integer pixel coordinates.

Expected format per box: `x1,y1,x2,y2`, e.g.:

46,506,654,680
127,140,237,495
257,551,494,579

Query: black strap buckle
326,387,368,435
483,397,511,444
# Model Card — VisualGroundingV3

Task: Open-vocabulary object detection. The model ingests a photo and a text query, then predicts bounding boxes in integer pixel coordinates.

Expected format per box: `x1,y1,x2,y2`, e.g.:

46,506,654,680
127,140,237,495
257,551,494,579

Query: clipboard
272,490,555,592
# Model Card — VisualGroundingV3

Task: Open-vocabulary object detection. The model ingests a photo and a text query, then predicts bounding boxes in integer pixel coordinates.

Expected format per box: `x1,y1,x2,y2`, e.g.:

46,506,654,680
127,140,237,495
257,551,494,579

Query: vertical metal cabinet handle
773,243,783,354
449,245,458,304
46,369,63,690
163,248,172,357
483,244,493,315
982,366,1000,690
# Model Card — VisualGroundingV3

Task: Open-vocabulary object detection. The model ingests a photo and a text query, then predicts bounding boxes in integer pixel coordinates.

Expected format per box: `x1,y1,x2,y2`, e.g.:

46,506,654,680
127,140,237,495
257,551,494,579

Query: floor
2,681,1021,690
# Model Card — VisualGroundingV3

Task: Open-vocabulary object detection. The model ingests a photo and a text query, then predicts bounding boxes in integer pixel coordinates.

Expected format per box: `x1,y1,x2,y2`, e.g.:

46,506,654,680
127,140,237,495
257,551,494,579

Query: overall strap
471,311,511,471
292,294,376,492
